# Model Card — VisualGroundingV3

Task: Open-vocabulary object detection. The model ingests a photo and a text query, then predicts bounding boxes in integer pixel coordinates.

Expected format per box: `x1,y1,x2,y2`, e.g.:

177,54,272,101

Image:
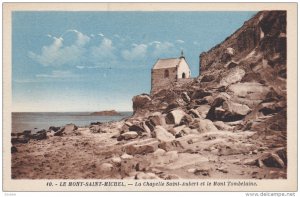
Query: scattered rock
129,124,145,134
220,67,246,87
48,126,60,132
54,127,65,136
217,166,228,173
121,153,133,160
187,168,196,173
181,92,191,103
165,103,180,113
90,125,102,133
111,157,122,164
261,153,285,168
11,146,18,153
276,147,287,165
30,130,47,140
165,151,179,163
194,166,211,176
99,163,114,172
169,125,186,136
166,109,186,125
213,121,233,131
121,131,139,140
149,112,166,127
22,130,31,136
163,174,181,179
90,121,102,126
135,172,160,179
154,126,175,142
153,148,166,157
189,109,201,118
11,137,29,144
195,105,211,119
64,124,78,135
123,139,159,155
190,118,218,133
54,124,78,136
200,75,215,83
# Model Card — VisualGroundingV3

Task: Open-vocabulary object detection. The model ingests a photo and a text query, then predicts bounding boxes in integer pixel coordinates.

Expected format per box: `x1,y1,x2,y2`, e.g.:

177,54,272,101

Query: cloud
149,41,161,45
98,33,104,37
91,37,116,60
121,44,147,61
29,30,90,67
76,65,85,69
176,39,185,44
75,32,90,46
193,41,199,45
36,70,78,78
152,41,175,57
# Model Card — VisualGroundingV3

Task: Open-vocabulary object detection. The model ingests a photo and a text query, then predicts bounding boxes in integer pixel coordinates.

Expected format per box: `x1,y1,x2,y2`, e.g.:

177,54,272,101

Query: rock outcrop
90,110,121,116
124,11,287,179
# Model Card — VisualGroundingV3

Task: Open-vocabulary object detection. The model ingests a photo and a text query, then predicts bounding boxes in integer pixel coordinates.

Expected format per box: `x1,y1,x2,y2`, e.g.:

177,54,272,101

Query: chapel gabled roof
152,58,181,70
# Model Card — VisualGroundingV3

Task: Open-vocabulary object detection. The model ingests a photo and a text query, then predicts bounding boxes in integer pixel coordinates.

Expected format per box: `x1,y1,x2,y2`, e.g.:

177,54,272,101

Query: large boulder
11,137,29,144
54,124,78,136
190,118,218,133
99,163,114,173
64,124,78,134
22,130,31,137
123,138,159,155
121,131,138,140
213,121,234,131
128,124,145,134
166,109,186,125
148,112,166,127
222,100,251,116
132,94,151,114
169,125,186,136
200,75,215,83
191,89,212,99
90,125,102,133
220,68,246,87
195,105,211,119
228,82,270,100
181,92,191,103
188,109,201,118
48,126,60,132
154,126,175,142
207,96,251,121
29,130,47,140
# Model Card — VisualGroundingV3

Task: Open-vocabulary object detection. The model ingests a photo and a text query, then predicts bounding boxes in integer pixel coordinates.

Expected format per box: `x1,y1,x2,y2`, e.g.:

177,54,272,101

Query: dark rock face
11,146,18,153
53,124,78,136
49,126,60,132
30,130,47,140
11,137,29,144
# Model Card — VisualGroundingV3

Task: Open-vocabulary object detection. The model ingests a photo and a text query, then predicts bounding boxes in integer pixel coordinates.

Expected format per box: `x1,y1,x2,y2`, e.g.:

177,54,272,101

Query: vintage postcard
2,3,297,192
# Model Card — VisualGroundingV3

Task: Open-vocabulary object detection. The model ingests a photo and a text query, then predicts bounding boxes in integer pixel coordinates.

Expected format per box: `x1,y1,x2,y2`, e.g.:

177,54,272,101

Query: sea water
12,112,132,133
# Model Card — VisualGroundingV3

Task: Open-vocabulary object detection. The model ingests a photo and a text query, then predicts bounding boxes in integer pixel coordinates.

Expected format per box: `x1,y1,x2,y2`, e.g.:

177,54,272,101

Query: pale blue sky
12,11,256,112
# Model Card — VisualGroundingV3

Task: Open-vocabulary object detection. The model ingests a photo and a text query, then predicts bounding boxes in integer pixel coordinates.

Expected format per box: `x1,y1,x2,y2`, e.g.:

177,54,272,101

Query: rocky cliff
126,10,287,178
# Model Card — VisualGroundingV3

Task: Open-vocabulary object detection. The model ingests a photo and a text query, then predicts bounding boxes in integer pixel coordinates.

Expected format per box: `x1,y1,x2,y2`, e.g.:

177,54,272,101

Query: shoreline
11,111,287,180
11,111,133,134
